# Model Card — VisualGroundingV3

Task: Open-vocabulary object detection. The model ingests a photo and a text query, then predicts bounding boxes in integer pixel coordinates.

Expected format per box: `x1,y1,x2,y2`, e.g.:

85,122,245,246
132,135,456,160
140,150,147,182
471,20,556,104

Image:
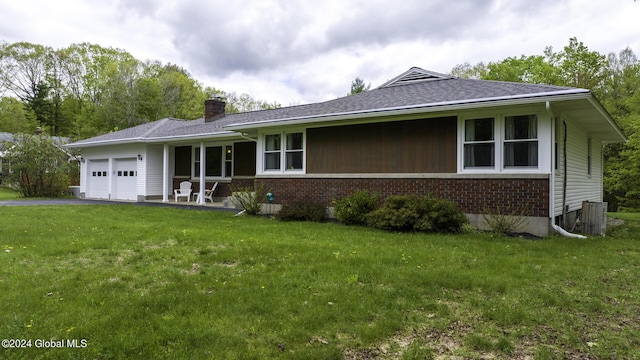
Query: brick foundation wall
252,177,549,217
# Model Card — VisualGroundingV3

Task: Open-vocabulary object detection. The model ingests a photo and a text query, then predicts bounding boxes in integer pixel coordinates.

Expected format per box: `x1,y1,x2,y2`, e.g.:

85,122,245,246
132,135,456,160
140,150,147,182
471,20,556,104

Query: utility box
582,201,607,236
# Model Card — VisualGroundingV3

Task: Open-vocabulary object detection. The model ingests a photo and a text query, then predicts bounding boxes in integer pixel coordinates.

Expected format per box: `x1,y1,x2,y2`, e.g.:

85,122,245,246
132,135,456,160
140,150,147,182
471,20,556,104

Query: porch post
199,142,205,204
162,144,169,202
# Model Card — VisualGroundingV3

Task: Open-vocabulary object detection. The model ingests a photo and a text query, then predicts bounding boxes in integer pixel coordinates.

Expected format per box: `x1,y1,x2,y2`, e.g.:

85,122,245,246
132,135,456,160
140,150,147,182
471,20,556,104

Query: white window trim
257,130,306,175
458,110,550,174
192,143,234,179
462,116,497,170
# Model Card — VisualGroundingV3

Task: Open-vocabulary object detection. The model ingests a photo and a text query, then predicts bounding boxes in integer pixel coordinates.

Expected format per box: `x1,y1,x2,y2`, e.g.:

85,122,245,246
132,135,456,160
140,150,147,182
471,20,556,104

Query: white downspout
546,102,556,221
240,133,258,143
546,101,587,239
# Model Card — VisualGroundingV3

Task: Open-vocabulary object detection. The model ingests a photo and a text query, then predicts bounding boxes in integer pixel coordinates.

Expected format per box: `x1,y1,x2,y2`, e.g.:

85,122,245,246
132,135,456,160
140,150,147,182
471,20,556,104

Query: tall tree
552,37,609,97
0,42,54,133
349,77,370,95
484,54,560,84
450,62,487,79
0,96,38,133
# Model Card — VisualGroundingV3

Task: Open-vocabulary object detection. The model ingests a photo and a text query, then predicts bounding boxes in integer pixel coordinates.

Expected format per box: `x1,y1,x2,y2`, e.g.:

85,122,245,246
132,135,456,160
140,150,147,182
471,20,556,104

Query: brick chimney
205,97,226,122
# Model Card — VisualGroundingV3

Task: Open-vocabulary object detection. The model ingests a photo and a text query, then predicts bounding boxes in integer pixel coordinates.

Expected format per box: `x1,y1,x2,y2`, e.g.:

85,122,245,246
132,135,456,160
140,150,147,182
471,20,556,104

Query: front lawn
0,186,20,200
1,205,639,359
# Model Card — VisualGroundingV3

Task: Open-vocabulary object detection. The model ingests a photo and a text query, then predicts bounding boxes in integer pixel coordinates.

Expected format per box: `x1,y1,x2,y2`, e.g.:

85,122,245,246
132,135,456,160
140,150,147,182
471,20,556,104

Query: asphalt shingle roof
66,67,583,147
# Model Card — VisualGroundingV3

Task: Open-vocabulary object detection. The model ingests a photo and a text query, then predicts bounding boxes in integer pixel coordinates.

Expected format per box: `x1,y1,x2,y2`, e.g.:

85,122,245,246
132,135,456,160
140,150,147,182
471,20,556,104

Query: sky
1,0,639,106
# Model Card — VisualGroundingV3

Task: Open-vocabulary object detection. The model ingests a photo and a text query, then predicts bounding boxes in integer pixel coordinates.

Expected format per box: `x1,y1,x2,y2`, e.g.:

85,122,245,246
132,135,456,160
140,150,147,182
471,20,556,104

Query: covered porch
151,139,256,205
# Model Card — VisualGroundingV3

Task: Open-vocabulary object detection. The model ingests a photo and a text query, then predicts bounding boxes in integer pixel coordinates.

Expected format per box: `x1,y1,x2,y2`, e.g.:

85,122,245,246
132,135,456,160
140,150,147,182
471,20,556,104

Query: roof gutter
65,131,238,148
224,89,590,131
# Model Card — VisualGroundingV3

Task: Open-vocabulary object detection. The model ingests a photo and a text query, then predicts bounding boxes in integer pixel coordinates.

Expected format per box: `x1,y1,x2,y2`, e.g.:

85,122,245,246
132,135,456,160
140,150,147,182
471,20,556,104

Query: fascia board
144,131,238,143
65,131,237,148
224,90,590,131
586,97,627,142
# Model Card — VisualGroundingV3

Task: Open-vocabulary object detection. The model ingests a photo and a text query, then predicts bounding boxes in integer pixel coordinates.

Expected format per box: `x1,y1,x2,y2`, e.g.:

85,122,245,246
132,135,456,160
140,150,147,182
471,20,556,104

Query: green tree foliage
3,134,73,197
484,54,560,84
0,97,37,133
222,91,281,113
349,77,370,95
450,62,488,79
451,38,640,211
0,41,274,140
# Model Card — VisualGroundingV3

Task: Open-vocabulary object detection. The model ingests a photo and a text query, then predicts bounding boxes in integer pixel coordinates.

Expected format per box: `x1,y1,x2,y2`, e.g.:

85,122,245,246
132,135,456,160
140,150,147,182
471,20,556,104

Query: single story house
65,67,626,236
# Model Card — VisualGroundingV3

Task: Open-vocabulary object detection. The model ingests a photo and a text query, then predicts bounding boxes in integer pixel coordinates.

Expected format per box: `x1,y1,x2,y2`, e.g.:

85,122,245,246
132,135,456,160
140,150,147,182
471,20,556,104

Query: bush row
335,190,468,233
271,190,468,234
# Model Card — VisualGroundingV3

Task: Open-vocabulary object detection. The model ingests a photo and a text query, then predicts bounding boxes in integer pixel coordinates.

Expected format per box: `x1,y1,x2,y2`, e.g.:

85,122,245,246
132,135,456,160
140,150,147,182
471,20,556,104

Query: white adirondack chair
194,182,218,203
174,181,192,202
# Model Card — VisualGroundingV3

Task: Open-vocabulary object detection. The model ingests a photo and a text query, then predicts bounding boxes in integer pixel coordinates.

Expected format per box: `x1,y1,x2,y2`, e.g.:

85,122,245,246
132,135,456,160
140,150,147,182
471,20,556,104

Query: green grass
0,205,639,359
0,186,21,200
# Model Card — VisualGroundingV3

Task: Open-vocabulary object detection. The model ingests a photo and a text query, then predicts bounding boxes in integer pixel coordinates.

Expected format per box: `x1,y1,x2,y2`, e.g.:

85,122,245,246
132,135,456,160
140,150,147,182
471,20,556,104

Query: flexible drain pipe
551,223,587,239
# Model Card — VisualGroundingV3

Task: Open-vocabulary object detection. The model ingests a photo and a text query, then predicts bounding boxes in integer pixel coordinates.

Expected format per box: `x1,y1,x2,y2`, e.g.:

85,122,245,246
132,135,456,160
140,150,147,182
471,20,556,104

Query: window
263,132,304,172
285,133,303,170
464,118,494,168
264,134,281,170
194,146,223,177
462,114,541,171
225,146,233,177
504,115,538,167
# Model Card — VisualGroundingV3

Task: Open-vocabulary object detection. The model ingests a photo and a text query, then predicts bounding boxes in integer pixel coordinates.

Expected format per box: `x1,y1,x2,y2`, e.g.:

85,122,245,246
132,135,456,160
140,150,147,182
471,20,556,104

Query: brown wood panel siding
307,117,457,173
233,141,256,176
174,146,191,176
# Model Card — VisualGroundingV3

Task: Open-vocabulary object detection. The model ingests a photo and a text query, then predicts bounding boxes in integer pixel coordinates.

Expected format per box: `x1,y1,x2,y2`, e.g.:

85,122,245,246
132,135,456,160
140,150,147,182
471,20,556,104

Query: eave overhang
225,90,590,131
225,89,625,144
65,130,238,149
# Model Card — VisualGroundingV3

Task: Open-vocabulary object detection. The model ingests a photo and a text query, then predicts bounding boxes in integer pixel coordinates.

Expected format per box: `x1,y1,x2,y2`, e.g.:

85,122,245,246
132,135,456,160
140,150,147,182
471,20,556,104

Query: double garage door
87,158,138,200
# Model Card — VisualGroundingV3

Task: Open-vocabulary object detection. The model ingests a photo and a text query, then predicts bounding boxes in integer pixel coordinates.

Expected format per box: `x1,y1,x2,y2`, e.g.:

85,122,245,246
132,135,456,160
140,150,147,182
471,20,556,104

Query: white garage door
87,159,109,199
114,158,138,200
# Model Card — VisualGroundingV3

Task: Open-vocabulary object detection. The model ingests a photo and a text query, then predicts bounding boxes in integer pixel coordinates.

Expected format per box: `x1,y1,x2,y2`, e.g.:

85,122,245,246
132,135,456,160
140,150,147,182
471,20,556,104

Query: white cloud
1,0,640,105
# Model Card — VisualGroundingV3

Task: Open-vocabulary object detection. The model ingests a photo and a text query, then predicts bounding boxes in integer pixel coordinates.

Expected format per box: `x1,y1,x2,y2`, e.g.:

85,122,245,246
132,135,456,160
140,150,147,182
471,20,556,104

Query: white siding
554,118,604,216
145,144,165,197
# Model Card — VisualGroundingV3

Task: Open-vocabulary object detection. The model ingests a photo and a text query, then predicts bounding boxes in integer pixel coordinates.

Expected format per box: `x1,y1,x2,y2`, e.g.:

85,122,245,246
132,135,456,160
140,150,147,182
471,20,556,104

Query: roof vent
378,67,454,88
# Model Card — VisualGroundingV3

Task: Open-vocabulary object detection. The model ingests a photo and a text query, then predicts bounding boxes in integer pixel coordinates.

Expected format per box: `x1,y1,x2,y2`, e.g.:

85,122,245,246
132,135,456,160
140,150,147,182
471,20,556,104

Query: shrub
334,190,379,225
482,204,531,235
420,197,469,233
366,196,422,231
366,195,467,233
3,134,72,197
276,200,327,222
229,181,266,215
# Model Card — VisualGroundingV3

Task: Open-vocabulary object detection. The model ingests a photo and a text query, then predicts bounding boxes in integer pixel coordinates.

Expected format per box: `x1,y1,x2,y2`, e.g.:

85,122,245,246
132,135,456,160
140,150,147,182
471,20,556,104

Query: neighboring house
0,133,76,184
0,132,14,183
65,67,626,236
